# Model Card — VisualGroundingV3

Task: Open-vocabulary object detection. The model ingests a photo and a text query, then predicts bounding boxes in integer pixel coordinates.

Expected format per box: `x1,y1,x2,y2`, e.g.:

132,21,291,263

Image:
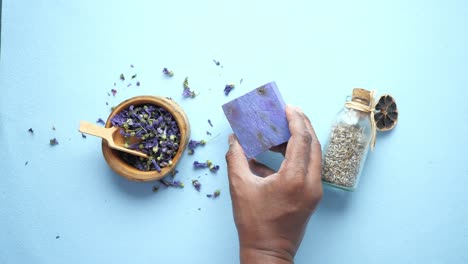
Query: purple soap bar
222,82,291,158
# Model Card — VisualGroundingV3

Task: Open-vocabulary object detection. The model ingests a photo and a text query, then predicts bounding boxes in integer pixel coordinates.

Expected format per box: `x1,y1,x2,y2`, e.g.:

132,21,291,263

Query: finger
297,110,322,183
270,142,287,157
279,105,312,176
248,159,276,177
225,134,252,185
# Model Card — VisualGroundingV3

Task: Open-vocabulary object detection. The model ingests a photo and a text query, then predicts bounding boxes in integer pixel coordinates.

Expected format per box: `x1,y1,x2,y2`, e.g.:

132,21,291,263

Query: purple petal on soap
221,82,291,158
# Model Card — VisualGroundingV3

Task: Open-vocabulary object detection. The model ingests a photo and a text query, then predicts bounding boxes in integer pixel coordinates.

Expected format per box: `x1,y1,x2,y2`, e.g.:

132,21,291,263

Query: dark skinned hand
226,105,323,264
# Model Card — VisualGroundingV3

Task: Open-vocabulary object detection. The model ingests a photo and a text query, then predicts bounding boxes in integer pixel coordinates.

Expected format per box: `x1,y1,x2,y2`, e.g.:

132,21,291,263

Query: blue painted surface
1,0,467,263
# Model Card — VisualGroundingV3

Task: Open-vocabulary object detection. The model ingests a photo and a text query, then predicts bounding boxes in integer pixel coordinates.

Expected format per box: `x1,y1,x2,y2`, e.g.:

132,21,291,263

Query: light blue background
1,0,468,263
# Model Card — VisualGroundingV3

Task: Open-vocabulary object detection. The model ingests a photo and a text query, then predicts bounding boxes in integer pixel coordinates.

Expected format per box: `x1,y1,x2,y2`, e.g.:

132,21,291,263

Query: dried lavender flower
206,131,212,136
208,119,213,127
213,59,220,66
50,138,59,146
193,161,208,169
111,89,117,96
111,104,181,172
187,139,206,154
193,160,219,172
82,133,87,138
131,74,137,79
192,180,201,191
28,128,34,134
96,118,105,125
224,84,235,96
152,185,160,192
120,74,125,81
207,189,221,198
171,169,179,177
136,81,140,87
182,77,197,98
162,68,174,77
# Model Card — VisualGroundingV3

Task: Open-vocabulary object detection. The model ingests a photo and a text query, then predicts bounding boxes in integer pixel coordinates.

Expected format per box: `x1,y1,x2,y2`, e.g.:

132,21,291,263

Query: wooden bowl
102,96,190,182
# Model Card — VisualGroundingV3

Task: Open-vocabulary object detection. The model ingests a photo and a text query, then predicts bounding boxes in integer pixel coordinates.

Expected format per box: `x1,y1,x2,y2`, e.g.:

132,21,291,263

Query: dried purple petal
96,118,105,125
207,189,221,198
224,84,235,96
193,161,208,169
50,138,59,146
207,160,220,172
188,139,206,154
182,77,197,98
28,128,34,134
127,83,132,87
208,119,213,127
162,68,174,77
81,133,87,138
152,185,159,192
171,169,179,177
120,74,125,81
192,180,201,191
136,81,140,87
111,89,117,96
193,160,219,172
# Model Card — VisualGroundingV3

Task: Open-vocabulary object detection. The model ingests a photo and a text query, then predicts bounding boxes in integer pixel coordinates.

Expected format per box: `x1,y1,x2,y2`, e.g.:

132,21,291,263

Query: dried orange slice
374,94,398,131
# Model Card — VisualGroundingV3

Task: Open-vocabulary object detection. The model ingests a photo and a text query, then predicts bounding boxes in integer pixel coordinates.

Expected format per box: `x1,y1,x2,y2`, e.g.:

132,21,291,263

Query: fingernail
228,134,235,145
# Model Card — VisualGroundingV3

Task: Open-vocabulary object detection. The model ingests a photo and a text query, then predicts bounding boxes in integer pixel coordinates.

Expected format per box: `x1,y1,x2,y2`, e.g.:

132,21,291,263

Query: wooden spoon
79,121,149,158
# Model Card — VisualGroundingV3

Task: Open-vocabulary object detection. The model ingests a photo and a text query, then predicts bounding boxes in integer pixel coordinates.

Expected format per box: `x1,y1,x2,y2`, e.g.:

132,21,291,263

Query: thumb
225,134,251,183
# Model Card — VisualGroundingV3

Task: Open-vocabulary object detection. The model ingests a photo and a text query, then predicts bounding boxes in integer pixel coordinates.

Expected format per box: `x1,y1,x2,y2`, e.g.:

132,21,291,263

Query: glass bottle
321,88,373,191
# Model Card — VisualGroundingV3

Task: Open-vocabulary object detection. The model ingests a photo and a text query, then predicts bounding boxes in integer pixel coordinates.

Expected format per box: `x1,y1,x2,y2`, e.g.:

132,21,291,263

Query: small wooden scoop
79,121,149,158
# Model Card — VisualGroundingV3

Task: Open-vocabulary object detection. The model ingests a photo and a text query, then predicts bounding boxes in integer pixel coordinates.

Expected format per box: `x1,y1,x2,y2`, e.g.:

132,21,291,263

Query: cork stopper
352,88,371,106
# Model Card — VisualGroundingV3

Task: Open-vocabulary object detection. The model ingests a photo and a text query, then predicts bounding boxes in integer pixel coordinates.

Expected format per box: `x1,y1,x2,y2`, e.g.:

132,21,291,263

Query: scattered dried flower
131,74,137,79
171,169,179,177
162,68,174,77
136,81,140,87
25,161,29,166
127,83,132,87
120,74,125,81
207,189,221,198
240,78,243,84
28,128,34,134
206,131,212,136
224,84,235,96
192,180,201,191
81,133,87,138
213,59,220,66
152,185,160,192
52,126,56,131
193,160,219,172
111,89,117,96
208,119,213,127
50,138,59,146
130,64,134,68
182,77,197,98
96,118,105,125
188,139,206,154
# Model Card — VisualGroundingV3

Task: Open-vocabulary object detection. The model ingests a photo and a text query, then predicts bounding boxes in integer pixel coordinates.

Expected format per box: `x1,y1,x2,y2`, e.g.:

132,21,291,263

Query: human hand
226,105,323,264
